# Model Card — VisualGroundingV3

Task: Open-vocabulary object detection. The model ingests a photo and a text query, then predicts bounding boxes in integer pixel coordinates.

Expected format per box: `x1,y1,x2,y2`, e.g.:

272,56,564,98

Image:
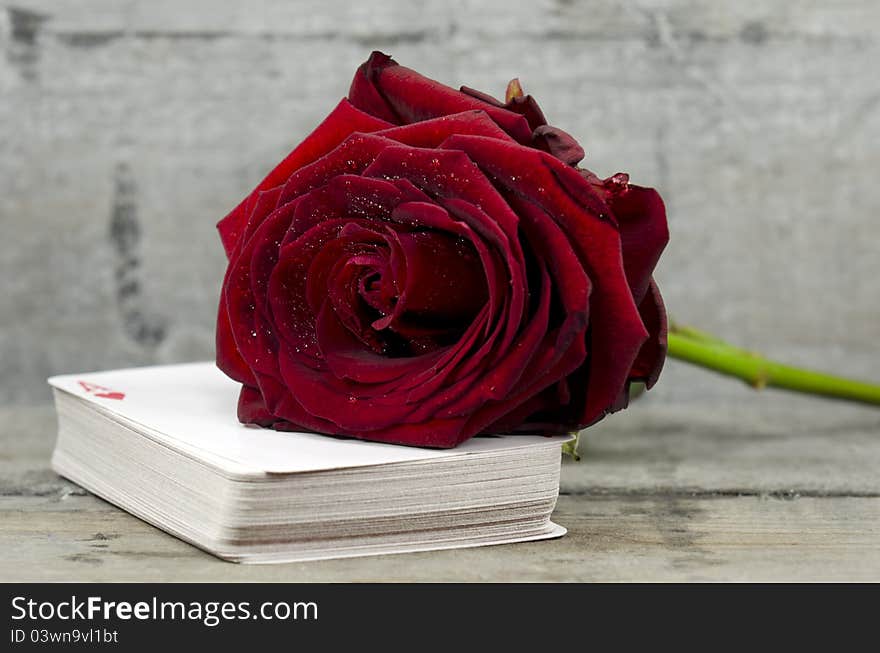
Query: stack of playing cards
49,363,567,563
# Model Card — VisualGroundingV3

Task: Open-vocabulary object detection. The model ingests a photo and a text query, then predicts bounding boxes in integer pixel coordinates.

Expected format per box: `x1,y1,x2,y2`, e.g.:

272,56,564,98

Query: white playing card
49,363,568,563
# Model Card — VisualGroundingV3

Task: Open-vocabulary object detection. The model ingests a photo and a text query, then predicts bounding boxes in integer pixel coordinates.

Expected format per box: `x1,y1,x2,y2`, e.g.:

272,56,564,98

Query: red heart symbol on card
78,381,125,400
94,391,125,400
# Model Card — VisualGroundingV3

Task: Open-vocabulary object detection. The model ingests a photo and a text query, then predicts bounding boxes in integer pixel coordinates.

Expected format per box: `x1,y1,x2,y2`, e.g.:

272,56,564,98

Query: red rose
216,51,668,448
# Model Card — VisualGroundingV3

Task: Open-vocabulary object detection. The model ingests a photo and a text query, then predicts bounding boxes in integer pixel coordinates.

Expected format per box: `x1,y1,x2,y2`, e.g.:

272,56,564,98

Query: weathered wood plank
2,493,877,582
564,391,880,496
2,399,879,580
2,1,879,404
5,1,878,40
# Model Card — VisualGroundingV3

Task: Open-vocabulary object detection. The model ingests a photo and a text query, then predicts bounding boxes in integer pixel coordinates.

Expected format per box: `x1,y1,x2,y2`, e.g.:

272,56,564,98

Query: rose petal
318,296,447,385
251,370,341,434
628,279,667,389
284,176,403,243
237,384,278,427
269,219,359,357
279,304,424,429
533,124,586,166
363,146,527,352
389,228,487,323
216,299,256,385
391,200,503,325
363,151,532,408
410,262,553,421
239,186,283,255
276,132,402,207
460,85,586,163
442,134,648,426
218,99,391,258
596,178,669,304
349,52,534,144
377,110,515,147
223,206,295,377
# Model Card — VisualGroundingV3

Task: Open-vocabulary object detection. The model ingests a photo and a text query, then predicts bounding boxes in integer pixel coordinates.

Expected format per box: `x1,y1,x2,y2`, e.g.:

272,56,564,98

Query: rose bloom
216,52,668,448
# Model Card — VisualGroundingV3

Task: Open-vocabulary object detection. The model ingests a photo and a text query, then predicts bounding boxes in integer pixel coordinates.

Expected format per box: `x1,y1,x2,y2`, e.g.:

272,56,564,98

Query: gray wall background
1,0,878,407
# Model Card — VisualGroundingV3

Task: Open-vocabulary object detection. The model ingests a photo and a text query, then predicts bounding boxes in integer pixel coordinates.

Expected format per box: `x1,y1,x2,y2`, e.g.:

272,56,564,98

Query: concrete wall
2,0,878,405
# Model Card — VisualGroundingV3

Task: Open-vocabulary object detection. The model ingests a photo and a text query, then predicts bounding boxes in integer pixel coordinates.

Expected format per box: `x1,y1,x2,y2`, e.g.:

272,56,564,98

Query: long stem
666,325,880,406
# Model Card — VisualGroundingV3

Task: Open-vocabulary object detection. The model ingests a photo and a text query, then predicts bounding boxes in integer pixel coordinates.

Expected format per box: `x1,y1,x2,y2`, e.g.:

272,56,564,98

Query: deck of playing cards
48,363,567,563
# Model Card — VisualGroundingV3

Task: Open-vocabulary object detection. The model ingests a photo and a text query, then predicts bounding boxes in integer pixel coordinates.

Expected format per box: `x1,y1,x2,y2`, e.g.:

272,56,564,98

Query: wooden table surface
3,393,879,582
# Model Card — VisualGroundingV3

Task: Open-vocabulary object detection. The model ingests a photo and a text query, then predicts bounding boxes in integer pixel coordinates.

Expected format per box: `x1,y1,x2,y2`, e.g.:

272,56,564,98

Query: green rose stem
666,322,880,406
563,322,880,461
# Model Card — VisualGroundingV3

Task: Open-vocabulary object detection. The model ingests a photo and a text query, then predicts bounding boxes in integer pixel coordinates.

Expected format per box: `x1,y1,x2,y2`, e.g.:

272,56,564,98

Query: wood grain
3,493,877,582
1,0,879,403
3,399,878,581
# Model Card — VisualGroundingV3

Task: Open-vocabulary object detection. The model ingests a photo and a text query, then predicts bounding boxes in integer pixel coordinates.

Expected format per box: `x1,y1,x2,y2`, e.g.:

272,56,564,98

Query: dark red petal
269,219,351,357
507,194,591,324
217,99,391,259
468,315,589,435
390,229,487,322
363,145,527,350
459,85,587,163
382,200,510,402
216,197,302,388
347,51,402,123
304,227,385,317
278,320,470,447
458,85,505,108
628,279,667,389
252,370,342,434
238,186,283,255
348,52,534,144
364,151,530,407
412,262,553,421
377,110,515,147
215,297,256,385
482,388,555,434
411,192,592,429
442,134,648,425
391,200,504,325
249,199,301,320
223,204,299,378
285,176,403,243
237,384,278,427
504,94,548,132
317,295,446,385
460,297,589,435
533,125,585,166
278,308,423,430
458,195,592,429
603,181,669,305
351,416,471,448
276,132,402,207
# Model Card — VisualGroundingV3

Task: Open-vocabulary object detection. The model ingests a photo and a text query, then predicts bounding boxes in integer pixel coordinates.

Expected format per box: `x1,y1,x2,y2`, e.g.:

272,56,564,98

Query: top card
49,363,568,477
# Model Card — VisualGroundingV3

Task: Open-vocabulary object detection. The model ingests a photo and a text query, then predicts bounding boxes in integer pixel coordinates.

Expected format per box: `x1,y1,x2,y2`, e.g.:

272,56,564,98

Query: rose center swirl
309,223,488,358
